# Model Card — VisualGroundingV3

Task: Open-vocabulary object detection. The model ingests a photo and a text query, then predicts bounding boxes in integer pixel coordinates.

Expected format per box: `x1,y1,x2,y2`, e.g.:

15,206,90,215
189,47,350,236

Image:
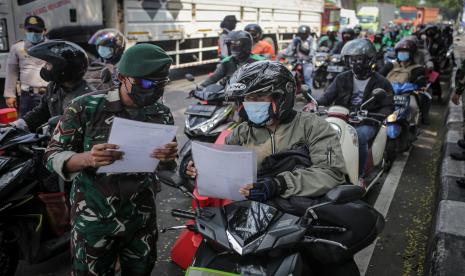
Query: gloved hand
246,176,287,202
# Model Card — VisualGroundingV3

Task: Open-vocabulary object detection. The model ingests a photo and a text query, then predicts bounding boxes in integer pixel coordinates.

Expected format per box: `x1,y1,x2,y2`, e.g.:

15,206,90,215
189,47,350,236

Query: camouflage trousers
70,183,158,276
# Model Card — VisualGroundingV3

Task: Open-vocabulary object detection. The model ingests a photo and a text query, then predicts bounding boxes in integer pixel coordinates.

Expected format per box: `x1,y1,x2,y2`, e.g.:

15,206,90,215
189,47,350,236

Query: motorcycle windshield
392,82,418,95
225,201,278,246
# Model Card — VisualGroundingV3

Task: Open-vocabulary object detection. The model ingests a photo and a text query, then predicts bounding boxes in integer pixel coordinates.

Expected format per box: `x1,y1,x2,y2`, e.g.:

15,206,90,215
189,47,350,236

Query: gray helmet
341,38,377,59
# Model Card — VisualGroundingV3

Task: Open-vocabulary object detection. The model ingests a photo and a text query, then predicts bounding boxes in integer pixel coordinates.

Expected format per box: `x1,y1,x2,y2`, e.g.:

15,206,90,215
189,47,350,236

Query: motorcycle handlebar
171,209,197,220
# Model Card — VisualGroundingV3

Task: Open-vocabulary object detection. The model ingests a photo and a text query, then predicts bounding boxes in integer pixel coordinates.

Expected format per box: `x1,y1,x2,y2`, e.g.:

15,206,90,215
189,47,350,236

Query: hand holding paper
192,141,257,201
97,117,178,173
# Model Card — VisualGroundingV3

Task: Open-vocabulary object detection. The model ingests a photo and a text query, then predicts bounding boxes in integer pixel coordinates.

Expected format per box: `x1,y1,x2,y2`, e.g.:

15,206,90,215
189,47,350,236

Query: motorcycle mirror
185,74,195,82
325,185,365,204
372,88,387,102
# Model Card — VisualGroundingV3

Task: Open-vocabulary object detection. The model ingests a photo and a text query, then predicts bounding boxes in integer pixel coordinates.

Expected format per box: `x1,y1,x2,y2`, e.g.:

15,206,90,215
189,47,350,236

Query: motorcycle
307,89,394,191
178,74,238,192
383,47,396,65
160,178,384,275
312,52,329,89
386,82,424,154
326,54,347,87
0,117,69,276
282,57,313,102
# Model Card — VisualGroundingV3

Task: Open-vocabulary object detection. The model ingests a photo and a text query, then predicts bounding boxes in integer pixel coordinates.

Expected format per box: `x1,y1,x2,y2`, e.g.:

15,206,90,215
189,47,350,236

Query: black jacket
317,71,394,117
23,80,94,131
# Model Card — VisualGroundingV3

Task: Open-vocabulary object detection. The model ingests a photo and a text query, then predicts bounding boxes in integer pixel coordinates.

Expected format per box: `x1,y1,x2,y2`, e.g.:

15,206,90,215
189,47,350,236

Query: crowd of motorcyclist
0,13,462,276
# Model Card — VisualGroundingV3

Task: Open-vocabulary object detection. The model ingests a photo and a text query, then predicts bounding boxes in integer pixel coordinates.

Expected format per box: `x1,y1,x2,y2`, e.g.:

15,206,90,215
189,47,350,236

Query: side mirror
185,73,195,82
372,88,387,102
325,185,365,204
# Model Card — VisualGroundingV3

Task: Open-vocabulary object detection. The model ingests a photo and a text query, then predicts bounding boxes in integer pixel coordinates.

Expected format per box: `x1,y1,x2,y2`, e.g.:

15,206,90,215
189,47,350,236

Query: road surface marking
355,151,411,275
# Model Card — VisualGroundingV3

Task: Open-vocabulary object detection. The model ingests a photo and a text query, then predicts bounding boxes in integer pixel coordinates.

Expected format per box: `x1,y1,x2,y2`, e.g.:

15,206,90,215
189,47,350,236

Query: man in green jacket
45,43,177,275
187,61,346,200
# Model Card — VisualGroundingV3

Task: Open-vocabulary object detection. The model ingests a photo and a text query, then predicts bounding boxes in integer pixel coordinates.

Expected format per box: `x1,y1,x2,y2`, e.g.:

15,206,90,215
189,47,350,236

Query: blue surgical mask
98,46,114,59
243,101,271,125
25,32,43,44
397,51,410,62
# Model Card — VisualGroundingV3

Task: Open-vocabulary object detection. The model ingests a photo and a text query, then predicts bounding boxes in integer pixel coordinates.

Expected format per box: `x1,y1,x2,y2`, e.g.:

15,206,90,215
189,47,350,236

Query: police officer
4,15,48,116
86,28,127,90
45,43,177,275
200,30,265,88
10,40,92,132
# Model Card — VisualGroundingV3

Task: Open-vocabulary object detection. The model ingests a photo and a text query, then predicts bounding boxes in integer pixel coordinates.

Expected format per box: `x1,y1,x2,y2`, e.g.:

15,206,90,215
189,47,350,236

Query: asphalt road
14,63,454,275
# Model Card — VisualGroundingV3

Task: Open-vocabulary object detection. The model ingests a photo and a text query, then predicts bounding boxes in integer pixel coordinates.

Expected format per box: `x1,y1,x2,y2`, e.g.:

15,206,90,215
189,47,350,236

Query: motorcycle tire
0,242,18,276
179,151,195,193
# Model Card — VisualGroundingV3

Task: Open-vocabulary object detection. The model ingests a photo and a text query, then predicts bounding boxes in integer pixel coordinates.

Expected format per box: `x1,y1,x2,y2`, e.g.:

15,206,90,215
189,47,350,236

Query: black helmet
297,25,311,39
395,38,417,53
354,25,362,35
374,32,384,44
341,39,376,80
28,40,88,84
226,61,296,125
424,24,439,38
341,28,356,42
88,28,126,64
244,24,263,43
220,15,238,31
228,30,252,61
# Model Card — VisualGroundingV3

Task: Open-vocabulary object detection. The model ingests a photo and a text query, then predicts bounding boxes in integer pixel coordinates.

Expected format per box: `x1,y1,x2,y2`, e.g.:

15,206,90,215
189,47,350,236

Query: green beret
118,43,172,78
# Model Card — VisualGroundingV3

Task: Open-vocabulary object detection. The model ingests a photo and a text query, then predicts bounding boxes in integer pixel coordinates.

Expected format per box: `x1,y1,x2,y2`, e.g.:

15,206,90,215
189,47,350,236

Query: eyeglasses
132,77,169,89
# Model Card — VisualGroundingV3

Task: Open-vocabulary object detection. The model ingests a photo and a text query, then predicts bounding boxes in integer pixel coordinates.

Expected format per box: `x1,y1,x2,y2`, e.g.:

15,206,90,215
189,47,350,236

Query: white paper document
97,117,177,174
192,141,257,201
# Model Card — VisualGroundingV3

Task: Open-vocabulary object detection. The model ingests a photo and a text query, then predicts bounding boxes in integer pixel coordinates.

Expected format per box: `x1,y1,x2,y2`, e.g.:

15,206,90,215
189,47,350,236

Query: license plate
327,65,345,72
393,95,408,105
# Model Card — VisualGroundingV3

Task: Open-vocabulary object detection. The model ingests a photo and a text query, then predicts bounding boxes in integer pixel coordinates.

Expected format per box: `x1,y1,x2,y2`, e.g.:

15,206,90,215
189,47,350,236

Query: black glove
247,176,287,202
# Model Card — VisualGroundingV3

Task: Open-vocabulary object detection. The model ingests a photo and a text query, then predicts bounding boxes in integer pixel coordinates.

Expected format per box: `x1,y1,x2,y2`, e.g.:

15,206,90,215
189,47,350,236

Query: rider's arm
200,62,227,87
22,85,53,131
4,44,20,98
278,115,347,198
44,99,84,181
376,78,395,117
410,67,427,87
316,74,340,106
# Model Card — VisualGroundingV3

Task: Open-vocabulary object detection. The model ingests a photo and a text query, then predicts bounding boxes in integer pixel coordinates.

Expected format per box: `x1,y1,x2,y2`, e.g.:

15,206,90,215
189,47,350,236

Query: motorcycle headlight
0,162,26,187
194,106,233,135
331,57,341,63
314,60,324,67
387,113,397,123
286,63,293,71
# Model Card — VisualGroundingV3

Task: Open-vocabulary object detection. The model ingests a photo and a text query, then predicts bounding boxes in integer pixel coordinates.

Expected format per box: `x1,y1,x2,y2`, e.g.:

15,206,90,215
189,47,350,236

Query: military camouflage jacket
45,89,175,200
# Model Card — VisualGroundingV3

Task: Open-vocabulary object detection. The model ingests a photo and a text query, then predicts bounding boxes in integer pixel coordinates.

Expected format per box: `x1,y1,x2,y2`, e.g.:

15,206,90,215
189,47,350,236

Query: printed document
192,141,256,201
98,117,177,173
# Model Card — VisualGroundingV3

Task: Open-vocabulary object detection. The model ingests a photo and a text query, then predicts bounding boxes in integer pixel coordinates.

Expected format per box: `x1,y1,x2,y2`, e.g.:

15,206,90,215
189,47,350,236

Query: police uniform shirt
4,39,49,98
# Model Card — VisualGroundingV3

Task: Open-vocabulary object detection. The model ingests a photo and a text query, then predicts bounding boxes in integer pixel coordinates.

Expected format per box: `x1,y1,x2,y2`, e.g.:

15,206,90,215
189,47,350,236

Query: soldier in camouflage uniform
450,59,465,161
45,43,177,275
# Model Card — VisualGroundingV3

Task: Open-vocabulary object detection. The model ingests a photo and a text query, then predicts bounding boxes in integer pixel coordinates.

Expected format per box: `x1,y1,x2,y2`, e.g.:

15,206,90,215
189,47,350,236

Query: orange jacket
252,40,276,60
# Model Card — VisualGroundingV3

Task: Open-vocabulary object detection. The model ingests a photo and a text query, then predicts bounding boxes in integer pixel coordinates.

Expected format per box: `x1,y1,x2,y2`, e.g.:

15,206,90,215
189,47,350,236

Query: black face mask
348,56,372,80
126,79,164,107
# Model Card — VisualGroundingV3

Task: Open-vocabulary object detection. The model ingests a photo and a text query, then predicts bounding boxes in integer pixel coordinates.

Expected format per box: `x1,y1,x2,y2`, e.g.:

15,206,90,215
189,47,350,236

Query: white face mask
243,101,271,125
